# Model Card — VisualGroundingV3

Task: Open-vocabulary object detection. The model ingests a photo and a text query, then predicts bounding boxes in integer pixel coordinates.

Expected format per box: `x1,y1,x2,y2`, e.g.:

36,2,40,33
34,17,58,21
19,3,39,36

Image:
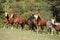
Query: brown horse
54,24,60,34
32,14,46,33
8,14,14,29
4,11,9,29
4,12,15,29
10,13,27,30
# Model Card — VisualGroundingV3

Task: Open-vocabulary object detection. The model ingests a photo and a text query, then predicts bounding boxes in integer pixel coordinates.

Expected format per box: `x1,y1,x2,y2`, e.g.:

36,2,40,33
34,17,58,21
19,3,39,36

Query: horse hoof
51,34,53,35
3,26,6,29
11,27,13,30
48,33,50,35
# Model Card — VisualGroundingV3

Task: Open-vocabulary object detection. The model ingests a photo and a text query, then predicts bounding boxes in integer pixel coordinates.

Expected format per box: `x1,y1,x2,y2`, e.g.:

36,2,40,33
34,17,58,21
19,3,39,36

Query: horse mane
37,16,41,21
4,14,9,22
5,15,9,18
4,12,9,18
12,13,18,18
27,14,35,21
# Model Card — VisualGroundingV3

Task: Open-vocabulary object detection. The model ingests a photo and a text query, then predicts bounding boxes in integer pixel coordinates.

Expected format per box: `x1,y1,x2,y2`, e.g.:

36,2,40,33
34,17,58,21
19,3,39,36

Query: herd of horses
4,11,60,35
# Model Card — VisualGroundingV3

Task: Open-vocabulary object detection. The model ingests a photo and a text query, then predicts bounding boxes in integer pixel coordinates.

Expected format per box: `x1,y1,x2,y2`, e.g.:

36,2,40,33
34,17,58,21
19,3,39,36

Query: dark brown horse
10,13,27,30
27,14,36,31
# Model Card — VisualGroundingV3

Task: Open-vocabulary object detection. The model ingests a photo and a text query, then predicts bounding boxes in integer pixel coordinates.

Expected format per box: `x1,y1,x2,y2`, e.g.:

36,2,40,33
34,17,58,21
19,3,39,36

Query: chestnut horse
27,14,46,33
4,12,15,29
54,24,60,35
10,13,27,30
4,12,9,29
32,16,46,33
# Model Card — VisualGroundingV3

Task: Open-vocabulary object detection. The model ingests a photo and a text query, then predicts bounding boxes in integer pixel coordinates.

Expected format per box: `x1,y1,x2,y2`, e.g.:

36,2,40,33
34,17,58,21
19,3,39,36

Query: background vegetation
0,0,60,27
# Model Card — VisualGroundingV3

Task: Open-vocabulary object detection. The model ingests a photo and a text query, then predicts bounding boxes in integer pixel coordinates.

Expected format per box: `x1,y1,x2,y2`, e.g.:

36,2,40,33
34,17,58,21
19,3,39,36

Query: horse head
10,13,16,18
34,14,39,20
34,14,41,21
5,11,9,17
51,17,56,25
4,11,9,20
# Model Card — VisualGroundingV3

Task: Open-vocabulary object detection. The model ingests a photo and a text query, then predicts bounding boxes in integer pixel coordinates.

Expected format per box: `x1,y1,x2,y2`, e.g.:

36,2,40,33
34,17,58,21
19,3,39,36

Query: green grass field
0,28,60,40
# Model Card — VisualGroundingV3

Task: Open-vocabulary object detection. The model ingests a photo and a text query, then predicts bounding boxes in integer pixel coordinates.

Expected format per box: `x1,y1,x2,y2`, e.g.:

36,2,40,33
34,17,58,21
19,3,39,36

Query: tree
45,0,60,22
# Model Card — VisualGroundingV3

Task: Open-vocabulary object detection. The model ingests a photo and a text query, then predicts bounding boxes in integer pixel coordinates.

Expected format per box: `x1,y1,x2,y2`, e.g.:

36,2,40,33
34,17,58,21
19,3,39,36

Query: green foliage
45,0,60,22
0,0,59,26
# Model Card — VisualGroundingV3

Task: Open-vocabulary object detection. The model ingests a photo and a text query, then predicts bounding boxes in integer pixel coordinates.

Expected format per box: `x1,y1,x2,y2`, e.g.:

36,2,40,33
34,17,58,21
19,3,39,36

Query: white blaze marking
5,12,8,16
34,15,38,20
51,19,55,24
11,14,13,18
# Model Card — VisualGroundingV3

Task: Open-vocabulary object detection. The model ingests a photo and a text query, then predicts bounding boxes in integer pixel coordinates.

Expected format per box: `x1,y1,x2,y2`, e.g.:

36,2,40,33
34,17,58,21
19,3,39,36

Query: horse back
38,18,46,25
9,18,14,23
54,25,60,31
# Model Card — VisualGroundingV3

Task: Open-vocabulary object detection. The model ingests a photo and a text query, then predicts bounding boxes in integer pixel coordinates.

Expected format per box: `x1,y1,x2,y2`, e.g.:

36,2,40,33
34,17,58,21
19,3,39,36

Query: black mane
27,14,35,21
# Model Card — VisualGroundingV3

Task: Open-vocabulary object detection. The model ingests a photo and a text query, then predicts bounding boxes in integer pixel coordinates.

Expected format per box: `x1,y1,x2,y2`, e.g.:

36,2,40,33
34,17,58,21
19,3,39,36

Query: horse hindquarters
54,25,60,35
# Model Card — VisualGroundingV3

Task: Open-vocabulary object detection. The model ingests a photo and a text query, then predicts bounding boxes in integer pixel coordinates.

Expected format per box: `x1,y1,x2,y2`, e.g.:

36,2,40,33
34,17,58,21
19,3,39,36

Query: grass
0,28,60,40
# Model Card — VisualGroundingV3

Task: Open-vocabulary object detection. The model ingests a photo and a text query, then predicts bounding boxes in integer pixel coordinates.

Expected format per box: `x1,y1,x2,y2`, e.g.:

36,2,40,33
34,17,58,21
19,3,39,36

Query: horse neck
13,15,18,18
5,15,9,19
39,18,46,25
35,15,41,20
47,21,51,25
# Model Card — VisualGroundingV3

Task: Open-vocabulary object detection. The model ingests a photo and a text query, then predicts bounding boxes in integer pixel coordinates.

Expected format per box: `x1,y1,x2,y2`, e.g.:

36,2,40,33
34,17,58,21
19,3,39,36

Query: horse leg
32,25,35,31
30,25,35,32
16,23,19,29
28,23,31,30
21,24,24,30
29,25,31,30
11,25,14,30
3,22,8,29
48,27,51,35
56,31,59,35
36,25,39,34
51,27,54,35
3,24,6,29
11,23,14,30
29,23,33,31
47,28,50,35
41,26,44,33
31,24,34,31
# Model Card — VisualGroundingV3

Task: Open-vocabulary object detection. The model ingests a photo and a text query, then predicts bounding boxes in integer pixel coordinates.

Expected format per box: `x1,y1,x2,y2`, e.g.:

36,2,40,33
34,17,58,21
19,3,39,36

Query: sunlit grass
0,28,60,40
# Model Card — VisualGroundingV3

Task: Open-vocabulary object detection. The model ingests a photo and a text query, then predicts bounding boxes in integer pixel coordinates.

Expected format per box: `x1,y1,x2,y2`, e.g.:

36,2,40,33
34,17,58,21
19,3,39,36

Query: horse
32,15,46,33
4,11,9,29
4,12,15,29
10,13,27,30
8,13,15,29
46,18,60,35
54,24,60,35
27,14,36,31
46,20,54,35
